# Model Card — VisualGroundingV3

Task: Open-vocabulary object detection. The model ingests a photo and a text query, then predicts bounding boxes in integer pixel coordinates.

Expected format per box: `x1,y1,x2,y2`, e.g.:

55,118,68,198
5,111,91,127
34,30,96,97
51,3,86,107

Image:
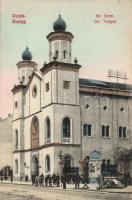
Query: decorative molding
13,143,80,153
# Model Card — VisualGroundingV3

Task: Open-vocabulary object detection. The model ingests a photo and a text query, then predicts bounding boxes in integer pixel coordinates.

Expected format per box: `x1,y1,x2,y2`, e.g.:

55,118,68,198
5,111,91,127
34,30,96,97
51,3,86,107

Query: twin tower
17,15,75,85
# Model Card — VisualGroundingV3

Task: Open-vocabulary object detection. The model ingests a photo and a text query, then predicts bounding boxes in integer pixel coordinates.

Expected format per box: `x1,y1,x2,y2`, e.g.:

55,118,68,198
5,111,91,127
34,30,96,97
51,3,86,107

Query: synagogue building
12,15,132,181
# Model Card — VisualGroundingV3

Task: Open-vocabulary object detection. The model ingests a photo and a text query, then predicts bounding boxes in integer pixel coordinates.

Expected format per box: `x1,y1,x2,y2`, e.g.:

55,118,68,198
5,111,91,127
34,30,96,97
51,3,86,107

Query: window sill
101,137,111,139
62,137,71,143
45,138,51,144
45,170,50,173
119,137,128,140
83,135,92,137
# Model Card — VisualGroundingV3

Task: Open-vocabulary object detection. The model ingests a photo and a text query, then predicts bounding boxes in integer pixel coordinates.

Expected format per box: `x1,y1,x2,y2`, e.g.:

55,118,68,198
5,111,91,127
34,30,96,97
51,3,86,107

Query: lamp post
58,151,64,175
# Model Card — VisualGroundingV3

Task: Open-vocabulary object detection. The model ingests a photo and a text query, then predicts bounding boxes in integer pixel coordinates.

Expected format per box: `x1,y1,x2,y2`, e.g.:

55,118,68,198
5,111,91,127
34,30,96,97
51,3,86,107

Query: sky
0,0,132,118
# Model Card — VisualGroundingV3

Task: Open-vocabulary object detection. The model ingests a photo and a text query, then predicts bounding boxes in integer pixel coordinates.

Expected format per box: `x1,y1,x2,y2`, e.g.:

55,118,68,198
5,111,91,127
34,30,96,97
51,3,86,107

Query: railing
62,137,71,143
45,138,51,144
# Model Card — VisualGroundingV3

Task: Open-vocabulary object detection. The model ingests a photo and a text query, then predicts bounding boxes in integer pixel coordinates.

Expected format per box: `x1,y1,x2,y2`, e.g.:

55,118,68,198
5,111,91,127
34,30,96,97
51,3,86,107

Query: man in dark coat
45,175,48,187
56,173,60,187
62,175,67,189
52,173,57,186
74,173,80,189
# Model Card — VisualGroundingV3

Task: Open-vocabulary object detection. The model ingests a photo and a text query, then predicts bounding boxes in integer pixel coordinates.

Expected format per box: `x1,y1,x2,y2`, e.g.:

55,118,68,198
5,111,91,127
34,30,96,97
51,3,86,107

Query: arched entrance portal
31,156,39,176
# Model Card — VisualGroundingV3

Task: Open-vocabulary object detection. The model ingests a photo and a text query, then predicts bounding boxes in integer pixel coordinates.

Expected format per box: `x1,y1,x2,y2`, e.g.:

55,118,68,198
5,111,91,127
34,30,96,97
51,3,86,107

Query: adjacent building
0,114,13,176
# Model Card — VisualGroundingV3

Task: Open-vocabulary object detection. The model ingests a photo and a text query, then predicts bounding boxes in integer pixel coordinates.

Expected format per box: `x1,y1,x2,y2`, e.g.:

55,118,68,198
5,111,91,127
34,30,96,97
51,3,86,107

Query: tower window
45,117,51,139
15,101,18,108
63,50,67,59
120,107,124,112
85,104,90,109
15,129,18,150
32,85,37,97
83,124,92,136
119,126,127,138
22,76,25,81
45,82,49,92
45,155,50,172
54,50,59,59
63,117,70,138
101,125,110,138
103,106,107,110
15,159,18,173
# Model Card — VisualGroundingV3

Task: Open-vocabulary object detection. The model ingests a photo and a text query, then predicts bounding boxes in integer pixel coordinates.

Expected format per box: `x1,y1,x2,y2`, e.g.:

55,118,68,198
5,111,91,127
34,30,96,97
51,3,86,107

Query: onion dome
53,14,66,32
22,47,32,61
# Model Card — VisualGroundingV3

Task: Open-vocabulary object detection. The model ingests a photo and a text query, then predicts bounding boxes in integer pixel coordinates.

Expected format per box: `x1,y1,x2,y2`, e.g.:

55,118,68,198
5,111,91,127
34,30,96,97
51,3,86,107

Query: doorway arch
83,156,89,178
63,154,73,174
31,155,39,176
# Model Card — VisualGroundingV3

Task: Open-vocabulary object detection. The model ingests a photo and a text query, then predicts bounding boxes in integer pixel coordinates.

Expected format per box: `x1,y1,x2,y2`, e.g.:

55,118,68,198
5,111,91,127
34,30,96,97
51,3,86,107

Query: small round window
103,106,107,110
32,85,37,97
85,104,90,109
120,107,124,112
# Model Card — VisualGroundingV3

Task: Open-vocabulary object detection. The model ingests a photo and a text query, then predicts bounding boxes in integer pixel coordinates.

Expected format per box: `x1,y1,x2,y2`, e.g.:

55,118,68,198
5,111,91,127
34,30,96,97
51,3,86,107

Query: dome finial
53,15,66,32
22,47,32,61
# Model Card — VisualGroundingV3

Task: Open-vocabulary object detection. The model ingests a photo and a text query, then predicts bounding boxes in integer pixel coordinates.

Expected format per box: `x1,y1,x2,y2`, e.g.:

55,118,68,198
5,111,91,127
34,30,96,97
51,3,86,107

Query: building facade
12,15,132,181
0,114,13,176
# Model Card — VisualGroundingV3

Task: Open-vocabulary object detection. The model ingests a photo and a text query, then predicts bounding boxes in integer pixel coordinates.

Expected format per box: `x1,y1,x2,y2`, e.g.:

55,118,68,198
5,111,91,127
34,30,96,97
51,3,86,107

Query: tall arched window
45,155,50,172
31,116,39,149
63,117,70,138
46,118,50,139
15,129,18,150
63,50,67,59
15,159,18,173
54,50,59,59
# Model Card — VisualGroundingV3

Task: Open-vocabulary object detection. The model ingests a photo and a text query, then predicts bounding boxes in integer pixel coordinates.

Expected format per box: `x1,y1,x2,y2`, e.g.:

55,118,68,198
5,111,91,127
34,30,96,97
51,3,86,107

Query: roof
79,78,132,91
40,61,81,73
11,84,26,93
25,71,42,93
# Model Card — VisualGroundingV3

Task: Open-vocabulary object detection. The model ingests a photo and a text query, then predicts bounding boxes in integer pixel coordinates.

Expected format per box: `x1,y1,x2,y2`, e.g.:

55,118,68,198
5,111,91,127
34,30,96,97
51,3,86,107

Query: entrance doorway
83,156,89,178
63,155,72,174
31,155,39,176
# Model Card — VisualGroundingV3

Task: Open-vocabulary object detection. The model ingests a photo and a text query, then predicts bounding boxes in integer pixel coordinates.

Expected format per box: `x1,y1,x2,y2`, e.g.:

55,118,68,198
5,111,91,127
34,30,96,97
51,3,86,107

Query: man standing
74,173,80,189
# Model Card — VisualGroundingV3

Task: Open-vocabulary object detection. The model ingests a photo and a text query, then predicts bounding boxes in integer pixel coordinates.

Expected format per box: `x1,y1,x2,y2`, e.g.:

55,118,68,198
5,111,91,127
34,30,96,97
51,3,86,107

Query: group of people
30,173,81,189
31,173,60,187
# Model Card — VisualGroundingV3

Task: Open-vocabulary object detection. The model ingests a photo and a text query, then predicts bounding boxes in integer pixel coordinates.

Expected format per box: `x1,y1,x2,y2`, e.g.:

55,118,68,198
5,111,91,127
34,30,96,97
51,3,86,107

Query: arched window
15,129,18,150
55,50,59,59
63,117,70,138
31,116,39,149
63,50,67,59
45,155,50,172
15,159,18,173
31,155,39,176
83,124,92,136
46,118,50,139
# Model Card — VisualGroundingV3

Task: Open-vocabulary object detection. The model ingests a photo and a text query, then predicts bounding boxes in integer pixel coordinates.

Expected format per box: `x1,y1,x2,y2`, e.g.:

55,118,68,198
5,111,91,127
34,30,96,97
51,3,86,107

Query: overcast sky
0,0,132,118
